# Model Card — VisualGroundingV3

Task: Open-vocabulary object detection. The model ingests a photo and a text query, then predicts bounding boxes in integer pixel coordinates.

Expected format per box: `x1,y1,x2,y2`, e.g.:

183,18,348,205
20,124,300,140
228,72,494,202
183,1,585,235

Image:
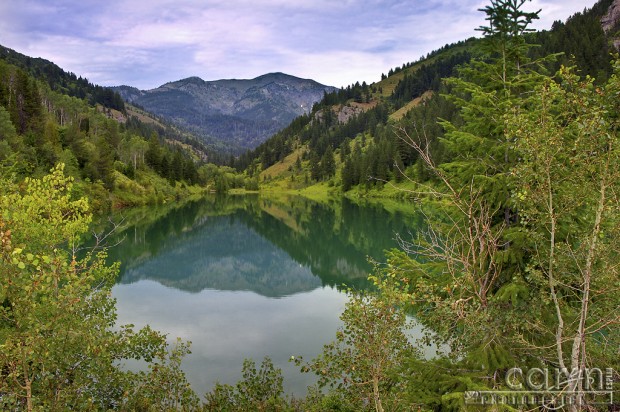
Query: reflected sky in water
113,281,347,396
108,196,424,396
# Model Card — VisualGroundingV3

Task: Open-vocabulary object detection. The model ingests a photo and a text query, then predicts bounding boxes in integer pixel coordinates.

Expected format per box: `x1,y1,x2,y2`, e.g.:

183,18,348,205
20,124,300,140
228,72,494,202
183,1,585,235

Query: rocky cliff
602,0,620,49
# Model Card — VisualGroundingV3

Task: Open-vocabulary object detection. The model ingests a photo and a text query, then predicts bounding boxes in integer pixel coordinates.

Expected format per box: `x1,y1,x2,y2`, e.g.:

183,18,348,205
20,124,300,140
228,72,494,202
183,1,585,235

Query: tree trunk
372,374,384,412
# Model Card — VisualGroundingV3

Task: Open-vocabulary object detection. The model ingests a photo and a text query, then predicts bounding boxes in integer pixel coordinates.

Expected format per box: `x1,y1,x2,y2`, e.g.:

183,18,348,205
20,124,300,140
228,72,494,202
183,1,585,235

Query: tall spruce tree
320,145,336,180
384,0,558,407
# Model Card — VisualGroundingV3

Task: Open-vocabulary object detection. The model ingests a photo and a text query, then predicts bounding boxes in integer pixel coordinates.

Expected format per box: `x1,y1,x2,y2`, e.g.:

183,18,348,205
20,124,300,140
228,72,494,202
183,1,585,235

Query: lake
101,195,425,397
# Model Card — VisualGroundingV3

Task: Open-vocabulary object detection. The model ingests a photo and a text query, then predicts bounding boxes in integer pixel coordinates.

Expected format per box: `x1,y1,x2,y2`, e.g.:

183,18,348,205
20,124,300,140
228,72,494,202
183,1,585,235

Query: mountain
112,73,336,154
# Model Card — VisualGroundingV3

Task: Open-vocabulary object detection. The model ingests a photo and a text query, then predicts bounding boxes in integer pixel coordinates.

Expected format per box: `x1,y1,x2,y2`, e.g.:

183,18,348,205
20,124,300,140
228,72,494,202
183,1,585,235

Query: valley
0,0,619,410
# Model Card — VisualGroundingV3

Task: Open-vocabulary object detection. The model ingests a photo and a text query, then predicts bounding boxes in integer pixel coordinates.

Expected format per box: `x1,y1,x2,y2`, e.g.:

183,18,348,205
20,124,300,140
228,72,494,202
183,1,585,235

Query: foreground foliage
1,1,618,411
0,165,198,411
294,284,416,412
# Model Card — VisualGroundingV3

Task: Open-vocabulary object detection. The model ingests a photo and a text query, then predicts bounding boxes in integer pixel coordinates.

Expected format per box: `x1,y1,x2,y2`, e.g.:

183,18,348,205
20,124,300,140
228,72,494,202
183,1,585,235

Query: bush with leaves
204,357,288,412
0,164,196,411
294,282,418,412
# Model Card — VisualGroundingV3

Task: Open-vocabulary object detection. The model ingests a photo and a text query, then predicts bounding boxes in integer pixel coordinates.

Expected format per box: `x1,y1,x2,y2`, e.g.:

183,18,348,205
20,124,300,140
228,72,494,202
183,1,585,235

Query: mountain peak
252,72,325,86
254,72,298,81
164,76,205,87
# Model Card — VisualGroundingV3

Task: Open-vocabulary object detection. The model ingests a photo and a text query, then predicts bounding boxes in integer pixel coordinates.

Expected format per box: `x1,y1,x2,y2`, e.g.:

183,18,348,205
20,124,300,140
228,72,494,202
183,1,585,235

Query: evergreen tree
350,141,363,187
170,150,184,183
309,151,322,181
341,157,355,192
6,69,43,135
93,136,115,190
295,155,302,171
160,155,170,179
145,133,162,172
340,138,351,158
393,152,405,183
0,105,17,144
320,145,336,180
387,0,554,403
184,157,198,184
0,106,18,168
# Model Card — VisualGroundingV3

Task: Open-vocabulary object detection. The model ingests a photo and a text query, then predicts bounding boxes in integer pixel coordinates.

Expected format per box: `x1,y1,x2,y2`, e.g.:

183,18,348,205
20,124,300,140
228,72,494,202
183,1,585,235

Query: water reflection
101,195,422,395
119,214,322,297
113,283,348,397
106,195,422,296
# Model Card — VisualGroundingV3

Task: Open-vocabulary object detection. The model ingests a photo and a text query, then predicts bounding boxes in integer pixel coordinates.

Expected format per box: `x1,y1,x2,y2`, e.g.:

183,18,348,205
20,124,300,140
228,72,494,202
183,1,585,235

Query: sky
0,0,593,90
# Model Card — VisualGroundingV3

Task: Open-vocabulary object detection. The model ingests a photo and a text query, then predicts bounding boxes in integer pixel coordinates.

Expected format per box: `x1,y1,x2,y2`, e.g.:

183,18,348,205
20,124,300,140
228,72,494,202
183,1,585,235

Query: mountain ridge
112,72,336,154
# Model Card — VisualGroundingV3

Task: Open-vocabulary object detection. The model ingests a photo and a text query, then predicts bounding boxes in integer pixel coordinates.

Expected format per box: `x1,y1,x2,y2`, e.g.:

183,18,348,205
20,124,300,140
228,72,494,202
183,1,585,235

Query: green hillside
0,45,126,112
238,0,617,202
1,0,618,410
0,48,257,211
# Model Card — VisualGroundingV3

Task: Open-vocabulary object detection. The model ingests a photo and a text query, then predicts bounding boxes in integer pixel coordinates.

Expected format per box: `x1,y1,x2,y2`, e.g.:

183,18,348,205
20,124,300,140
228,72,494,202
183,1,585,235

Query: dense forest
1,0,619,410
0,45,126,112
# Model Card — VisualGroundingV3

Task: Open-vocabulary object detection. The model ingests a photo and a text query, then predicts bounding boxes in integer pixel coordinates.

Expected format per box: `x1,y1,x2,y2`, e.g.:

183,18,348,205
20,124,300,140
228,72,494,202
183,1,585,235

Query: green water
105,195,424,396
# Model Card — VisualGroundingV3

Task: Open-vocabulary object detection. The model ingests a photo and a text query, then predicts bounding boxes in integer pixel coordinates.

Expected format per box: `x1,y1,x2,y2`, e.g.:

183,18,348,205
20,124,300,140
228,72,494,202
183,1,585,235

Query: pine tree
350,141,363,187
340,138,351,158
0,105,17,144
393,152,405,183
170,151,184,183
93,136,115,190
0,106,18,167
295,155,302,171
320,145,336,180
341,157,355,191
309,151,322,181
388,0,553,397
145,133,162,173
160,155,170,179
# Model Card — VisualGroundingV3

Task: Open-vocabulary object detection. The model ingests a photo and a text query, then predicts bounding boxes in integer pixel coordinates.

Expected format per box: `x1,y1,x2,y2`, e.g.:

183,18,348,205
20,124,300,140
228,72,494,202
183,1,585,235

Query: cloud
0,0,598,89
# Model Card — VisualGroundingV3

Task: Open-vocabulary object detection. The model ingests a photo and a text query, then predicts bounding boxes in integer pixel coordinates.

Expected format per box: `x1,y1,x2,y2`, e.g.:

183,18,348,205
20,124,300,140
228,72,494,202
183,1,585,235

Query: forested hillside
0,48,258,211
1,0,618,410
241,0,617,195
0,45,126,112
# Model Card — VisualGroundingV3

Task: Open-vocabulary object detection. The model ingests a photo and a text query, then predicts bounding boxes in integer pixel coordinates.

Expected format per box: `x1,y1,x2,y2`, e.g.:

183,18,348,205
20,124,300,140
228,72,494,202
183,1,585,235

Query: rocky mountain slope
113,73,335,154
